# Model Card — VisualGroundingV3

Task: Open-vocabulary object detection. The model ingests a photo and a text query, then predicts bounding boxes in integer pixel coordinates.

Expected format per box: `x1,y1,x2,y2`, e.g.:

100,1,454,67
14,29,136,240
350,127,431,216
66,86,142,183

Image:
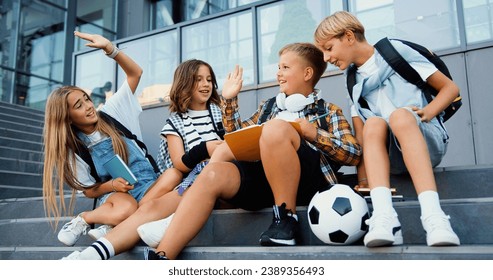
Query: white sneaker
137,213,174,248
88,224,113,240
57,214,90,246
421,213,460,246
61,251,81,260
364,210,403,247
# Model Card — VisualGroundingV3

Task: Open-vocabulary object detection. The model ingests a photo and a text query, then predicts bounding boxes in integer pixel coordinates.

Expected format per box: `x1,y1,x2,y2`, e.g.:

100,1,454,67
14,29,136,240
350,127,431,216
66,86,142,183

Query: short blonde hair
314,11,366,46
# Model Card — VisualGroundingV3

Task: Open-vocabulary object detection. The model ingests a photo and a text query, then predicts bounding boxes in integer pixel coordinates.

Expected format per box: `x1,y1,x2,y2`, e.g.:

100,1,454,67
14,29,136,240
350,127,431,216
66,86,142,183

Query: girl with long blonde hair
43,31,181,248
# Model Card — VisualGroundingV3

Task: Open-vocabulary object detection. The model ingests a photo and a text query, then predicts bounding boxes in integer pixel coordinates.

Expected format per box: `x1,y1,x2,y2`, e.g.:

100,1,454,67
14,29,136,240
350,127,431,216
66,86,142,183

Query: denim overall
77,132,157,205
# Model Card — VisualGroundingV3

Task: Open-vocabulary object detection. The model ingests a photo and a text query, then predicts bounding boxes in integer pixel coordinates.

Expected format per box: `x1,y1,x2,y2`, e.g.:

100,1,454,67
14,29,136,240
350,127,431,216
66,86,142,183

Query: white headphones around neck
276,92,315,113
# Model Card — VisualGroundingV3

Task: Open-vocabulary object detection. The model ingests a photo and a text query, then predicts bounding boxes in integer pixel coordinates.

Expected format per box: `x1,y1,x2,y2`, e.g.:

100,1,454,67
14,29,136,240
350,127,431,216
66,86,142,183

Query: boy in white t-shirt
314,11,460,247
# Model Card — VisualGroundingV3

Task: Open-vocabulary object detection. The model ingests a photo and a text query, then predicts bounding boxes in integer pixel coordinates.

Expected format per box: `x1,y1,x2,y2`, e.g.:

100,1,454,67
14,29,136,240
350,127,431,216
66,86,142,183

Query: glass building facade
2,0,493,110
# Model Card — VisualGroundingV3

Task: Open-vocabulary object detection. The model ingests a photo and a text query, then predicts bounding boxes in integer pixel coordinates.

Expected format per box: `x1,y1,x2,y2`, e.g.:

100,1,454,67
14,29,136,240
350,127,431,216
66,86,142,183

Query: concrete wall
139,47,493,172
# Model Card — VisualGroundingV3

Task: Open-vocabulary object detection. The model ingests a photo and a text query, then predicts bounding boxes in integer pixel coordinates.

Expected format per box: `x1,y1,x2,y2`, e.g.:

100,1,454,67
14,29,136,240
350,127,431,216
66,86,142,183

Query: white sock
369,186,394,213
79,237,115,260
418,190,444,218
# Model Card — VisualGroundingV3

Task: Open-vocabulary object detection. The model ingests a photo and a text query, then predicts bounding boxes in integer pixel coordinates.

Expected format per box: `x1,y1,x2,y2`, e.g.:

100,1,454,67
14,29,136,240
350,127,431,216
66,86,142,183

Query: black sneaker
259,203,299,246
144,247,168,260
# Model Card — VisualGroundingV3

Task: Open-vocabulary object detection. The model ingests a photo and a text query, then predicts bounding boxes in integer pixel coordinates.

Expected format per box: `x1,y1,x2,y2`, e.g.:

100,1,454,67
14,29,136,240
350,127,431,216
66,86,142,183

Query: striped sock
79,237,115,260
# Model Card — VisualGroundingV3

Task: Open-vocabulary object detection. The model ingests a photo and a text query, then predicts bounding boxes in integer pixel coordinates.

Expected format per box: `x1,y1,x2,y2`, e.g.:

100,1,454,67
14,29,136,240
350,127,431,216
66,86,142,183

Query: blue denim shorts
96,180,154,207
388,107,448,174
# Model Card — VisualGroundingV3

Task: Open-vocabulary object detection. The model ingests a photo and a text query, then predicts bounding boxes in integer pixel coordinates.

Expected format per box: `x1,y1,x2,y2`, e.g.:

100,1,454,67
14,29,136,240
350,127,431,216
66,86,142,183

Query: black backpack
346,37,462,122
74,111,160,182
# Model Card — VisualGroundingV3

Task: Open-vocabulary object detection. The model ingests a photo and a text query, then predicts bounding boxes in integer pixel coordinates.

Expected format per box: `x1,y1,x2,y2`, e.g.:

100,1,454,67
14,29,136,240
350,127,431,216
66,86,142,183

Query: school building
1,0,493,261
1,0,491,170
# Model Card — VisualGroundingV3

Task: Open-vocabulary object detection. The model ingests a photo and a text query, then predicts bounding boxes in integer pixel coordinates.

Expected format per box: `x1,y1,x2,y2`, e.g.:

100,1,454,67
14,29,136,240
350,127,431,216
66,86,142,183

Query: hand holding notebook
103,154,138,185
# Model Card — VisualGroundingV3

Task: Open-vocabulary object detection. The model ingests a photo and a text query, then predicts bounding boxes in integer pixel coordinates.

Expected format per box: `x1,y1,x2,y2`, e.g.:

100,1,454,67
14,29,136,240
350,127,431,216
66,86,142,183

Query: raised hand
74,31,113,53
222,65,243,99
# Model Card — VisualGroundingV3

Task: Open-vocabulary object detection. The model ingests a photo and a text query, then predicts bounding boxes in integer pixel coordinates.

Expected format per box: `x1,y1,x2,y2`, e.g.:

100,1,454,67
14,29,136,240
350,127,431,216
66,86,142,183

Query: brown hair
279,42,328,86
314,11,366,47
168,59,220,113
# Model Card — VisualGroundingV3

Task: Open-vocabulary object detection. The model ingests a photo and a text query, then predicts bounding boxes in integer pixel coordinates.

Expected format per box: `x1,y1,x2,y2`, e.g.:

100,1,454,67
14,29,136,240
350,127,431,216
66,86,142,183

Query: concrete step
0,171,42,191
3,244,493,260
0,128,42,143
0,136,43,152
0,147,43,162
0,119,43,135
0,101,45,121
0,185,44,200
0,112,43,128
1,197,492,249
0,157,43,174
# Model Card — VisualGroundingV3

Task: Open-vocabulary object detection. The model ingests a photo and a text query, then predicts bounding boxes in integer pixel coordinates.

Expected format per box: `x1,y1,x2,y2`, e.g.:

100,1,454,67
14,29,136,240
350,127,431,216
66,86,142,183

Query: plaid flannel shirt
220,95,361,185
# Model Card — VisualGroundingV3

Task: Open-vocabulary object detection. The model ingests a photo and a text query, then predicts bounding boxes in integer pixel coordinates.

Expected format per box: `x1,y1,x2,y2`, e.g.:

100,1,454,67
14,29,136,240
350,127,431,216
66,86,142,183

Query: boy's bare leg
362,117,391,189
389,108,437,194
155,162,241,259
259,119,301,212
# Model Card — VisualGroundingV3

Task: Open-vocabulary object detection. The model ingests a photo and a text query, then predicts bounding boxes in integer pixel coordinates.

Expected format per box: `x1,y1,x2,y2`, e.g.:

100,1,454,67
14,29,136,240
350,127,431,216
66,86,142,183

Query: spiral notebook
103,154,138,185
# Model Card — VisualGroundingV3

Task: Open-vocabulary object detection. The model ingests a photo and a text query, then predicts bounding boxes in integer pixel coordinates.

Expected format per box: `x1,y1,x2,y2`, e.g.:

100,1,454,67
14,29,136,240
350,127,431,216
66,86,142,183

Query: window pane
463,0,493,44
0,0,17,68
258,0,342,83
76,0,116,32
15,74,61,110
74,51,115,109
1,68,14,103
18,1,66,81
183,0,261,21
155,0,175,28
182,11,254,88
349,0,460,51
118,31,179,106
46,0,67,8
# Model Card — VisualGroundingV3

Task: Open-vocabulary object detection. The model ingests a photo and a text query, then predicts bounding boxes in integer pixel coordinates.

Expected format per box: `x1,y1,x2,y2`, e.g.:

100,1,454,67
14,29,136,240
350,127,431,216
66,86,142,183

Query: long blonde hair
43,86,129,225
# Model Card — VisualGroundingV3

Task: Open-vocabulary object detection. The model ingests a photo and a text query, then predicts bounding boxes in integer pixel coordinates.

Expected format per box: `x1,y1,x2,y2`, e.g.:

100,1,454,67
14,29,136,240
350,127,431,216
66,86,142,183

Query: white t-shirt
74,80,143,186
350,47,437,121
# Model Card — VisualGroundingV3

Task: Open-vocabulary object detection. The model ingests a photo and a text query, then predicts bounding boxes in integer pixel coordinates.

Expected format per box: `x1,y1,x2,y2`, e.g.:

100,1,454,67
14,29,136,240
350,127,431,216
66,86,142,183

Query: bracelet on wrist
103,44,120,59
358,178,368,183
111,179,117,192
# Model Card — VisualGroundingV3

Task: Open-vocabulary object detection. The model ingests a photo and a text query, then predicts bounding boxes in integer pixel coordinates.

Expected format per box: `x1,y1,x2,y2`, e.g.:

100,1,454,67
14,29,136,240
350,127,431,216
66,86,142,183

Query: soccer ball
307,184,369,245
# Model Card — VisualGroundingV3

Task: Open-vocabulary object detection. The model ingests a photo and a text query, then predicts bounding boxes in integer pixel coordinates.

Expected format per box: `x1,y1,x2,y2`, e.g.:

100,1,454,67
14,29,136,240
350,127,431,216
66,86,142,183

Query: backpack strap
259,97,277,123
374,37,434,105
208,103,225,140
99,111,160,174
346,64,370,110
74,140,101,182
316,98,328,131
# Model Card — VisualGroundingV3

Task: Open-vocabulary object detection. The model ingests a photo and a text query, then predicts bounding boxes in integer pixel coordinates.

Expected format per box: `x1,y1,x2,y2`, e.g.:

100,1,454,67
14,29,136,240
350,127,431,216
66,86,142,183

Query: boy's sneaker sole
259,235,296,246
364,230,403,247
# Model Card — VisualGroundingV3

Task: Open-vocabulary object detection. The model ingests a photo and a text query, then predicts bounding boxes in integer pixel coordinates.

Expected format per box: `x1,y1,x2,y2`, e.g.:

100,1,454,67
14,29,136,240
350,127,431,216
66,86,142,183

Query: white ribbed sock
79,237,115,260
418,190,444,217
369,186,394,213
